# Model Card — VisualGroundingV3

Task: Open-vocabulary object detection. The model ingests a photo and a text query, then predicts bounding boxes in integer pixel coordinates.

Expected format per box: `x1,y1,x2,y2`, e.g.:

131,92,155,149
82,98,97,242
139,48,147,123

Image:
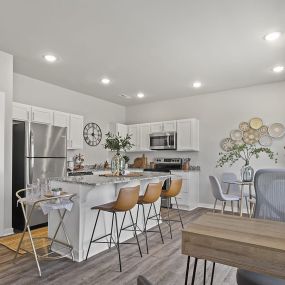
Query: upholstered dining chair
209,176,240,214
236,169,285,285
221,172,251,214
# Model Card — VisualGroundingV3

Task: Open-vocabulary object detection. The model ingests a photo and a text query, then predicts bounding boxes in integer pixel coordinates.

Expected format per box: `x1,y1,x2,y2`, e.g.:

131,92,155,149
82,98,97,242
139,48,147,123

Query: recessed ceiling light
264,32,281,42
193,81,202,88
137,92,145,98
43,54,57,63
101,77,111,85
273,65,284,73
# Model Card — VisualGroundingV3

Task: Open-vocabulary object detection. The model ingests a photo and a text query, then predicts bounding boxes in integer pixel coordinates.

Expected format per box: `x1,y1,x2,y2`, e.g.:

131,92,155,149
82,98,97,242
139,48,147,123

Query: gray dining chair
221,172,251,214
236,169,285,285
209,176,240,214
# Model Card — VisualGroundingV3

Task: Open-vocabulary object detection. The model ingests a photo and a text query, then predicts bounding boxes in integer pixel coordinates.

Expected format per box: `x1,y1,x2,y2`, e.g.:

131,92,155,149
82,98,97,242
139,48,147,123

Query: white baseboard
0,227,14,237
198,202,249,214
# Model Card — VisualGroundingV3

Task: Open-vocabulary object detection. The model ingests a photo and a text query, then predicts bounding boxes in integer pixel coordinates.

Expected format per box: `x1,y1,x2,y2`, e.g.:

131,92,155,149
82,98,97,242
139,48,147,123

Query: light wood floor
0,208,237,285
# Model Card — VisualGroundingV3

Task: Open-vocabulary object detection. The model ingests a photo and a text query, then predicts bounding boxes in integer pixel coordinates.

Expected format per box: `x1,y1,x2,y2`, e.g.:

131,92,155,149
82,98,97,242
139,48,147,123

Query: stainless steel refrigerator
12,121,67,230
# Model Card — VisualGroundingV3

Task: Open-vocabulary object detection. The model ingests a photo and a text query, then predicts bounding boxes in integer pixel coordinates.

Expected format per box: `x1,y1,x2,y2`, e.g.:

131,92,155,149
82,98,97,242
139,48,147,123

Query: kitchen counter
54,172,169,186
49,172,170,262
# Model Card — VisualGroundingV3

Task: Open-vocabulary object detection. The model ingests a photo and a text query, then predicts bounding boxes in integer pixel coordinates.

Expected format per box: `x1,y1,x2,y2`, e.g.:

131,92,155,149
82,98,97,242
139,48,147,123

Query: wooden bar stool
85,185,142,272
160,179,183,239
120,181,164,254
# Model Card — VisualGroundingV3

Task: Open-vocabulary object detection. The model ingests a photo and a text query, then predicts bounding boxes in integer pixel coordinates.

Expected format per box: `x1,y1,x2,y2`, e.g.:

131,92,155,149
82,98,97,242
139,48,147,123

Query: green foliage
216,143,278,168
104,132,134,153
123,155,130,163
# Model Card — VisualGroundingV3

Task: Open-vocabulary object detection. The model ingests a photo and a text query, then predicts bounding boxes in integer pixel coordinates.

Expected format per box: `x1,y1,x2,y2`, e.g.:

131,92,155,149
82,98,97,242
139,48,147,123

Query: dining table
182,213,285,284
223,180,254,216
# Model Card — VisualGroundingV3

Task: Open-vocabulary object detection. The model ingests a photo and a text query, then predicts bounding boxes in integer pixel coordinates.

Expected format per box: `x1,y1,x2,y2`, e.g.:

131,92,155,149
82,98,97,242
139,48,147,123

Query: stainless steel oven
149,132,177,150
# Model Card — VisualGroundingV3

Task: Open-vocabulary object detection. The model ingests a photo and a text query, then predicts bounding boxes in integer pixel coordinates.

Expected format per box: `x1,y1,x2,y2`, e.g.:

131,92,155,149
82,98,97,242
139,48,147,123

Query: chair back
114,185,140,211
254,169,285,222
167,179,182,197
209,176,226,201
142,182,163,203
221,172,239,194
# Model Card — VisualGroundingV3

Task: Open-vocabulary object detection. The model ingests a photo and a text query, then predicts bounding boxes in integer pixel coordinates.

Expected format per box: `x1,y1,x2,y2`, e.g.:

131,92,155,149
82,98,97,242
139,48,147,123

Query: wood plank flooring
0,208,238,285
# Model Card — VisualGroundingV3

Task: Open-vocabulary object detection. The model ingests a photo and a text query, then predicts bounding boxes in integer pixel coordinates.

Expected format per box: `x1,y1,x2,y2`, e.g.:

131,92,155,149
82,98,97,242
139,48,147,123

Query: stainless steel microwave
149,132,177,150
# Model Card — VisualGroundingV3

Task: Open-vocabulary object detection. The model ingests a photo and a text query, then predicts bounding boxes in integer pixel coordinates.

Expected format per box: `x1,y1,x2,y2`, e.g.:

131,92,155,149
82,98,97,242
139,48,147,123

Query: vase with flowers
216,143,277,182
104,132,134,176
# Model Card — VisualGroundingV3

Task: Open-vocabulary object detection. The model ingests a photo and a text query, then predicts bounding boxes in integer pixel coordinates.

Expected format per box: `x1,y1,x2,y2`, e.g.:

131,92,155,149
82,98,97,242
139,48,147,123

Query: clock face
83,123,102,146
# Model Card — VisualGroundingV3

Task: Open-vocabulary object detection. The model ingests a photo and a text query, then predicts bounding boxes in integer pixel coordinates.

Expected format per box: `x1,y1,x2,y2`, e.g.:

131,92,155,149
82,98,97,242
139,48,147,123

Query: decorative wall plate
258,125,269,136
268,123,285,138
239,122,250,132
242,128,260,144
221,138,235,151
259,135,272,147
230,130,243,141
249,117,263,130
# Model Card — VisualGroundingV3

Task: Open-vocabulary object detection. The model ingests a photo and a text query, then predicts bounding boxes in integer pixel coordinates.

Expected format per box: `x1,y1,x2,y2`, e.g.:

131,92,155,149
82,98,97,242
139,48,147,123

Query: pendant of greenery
216,143,278,168
104,132,134,153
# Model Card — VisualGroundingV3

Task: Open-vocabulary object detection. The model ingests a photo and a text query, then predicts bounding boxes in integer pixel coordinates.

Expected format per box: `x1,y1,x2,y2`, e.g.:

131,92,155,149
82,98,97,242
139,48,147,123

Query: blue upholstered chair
236,169,285,285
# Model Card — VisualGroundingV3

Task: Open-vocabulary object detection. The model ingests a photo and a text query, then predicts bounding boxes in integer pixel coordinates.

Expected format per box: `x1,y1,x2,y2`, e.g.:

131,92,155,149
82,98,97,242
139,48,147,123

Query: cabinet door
128,124,139,151
163,120,177,132
139,123,151,151
53,111,69,127
12,102,31,121
31,106,53,124
177,119,199,151
116,123,128,137
69,114,84,149
150,122,163,133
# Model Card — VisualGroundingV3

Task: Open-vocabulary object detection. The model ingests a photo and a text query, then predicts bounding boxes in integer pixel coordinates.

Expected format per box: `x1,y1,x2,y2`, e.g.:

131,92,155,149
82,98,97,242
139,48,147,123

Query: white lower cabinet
171,170,199,211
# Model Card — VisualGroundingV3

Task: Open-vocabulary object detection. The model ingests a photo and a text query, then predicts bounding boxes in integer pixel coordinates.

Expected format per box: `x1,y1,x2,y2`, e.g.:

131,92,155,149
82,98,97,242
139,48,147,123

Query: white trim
0,227,14,237
198,202,249,214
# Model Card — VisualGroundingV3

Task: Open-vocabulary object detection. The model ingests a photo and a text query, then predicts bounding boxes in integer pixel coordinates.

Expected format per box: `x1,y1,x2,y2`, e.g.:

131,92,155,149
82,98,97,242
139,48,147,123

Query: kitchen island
49,172,170,262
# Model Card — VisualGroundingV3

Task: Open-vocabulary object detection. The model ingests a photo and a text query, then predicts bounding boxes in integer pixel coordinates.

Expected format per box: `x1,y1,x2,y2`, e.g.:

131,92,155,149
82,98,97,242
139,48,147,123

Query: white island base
49,173,170,262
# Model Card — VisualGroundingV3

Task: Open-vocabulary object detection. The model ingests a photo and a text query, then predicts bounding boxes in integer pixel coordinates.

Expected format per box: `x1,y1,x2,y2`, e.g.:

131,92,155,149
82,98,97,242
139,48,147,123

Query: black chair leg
153,203,164,244
108,212,114,249
142,204,149,254
167,198,173,239
129,210,142,257
119,211,127,239
210,262,216,285
174,197,184,229
203,260,207,285
114,212,122,272
185,256,191,285
191,258,198,285
85,209,100,260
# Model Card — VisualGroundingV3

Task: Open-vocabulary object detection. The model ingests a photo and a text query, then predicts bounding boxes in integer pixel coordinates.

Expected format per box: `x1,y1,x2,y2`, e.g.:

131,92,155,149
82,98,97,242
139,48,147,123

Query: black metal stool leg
114,212,122,272
191,258,198,285
203,260,207,285
129,210,142,257
167,197,173,239
109,212,114,249
86,209,100,260
153,203,164,244
210,262,216,285
185,256,191,285
119,211,127,239
174,197,184,228
142,204,149,254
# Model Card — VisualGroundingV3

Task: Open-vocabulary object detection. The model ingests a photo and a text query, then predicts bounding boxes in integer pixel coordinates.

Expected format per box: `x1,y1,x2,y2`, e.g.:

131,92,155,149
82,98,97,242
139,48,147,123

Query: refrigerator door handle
28,157,34,185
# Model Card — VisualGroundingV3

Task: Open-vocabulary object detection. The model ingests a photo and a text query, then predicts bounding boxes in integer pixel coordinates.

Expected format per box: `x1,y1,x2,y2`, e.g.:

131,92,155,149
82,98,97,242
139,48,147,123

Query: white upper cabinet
53,111,69,128
31,106,53,124
68,114,84,150
139,123,151,151
163,120,177,132
128,124,139,151
115,123,128,137
150,122,163,133
12,102,31,121
150,120,176,133
177,119,199,151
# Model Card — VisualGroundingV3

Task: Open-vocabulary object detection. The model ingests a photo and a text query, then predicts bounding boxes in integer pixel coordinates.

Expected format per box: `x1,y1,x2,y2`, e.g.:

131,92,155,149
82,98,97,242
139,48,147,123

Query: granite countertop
51,172,171,186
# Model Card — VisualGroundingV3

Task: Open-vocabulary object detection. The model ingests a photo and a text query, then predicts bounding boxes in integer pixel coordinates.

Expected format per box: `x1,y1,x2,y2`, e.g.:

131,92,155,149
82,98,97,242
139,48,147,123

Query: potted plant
216,143,277,181
123,155,130,169
104,132,134,175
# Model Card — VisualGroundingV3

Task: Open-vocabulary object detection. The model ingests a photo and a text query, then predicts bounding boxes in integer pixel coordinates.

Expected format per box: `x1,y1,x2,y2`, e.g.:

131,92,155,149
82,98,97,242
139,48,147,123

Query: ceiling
0,0,284,106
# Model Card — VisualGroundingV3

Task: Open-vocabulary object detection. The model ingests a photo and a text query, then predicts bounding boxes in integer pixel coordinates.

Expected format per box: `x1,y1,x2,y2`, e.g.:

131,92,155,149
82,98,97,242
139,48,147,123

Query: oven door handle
167,135,170,148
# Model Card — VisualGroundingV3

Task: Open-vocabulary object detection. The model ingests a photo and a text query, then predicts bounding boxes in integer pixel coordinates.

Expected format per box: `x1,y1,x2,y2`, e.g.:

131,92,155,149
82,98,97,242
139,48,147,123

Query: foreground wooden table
182,213,285,284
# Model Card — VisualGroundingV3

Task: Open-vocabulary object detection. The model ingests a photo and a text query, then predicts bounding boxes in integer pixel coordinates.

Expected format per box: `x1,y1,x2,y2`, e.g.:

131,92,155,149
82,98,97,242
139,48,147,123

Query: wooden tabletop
182,213,285,279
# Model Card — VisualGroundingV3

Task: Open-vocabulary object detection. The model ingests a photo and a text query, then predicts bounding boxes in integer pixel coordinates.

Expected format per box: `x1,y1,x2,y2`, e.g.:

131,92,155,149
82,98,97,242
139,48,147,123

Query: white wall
0,51,13,236
126,81,285,205
13,73,126,165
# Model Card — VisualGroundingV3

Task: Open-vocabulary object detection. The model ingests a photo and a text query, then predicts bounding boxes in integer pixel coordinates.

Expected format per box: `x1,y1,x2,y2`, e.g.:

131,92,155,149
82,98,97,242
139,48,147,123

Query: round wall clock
83,122,102,146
